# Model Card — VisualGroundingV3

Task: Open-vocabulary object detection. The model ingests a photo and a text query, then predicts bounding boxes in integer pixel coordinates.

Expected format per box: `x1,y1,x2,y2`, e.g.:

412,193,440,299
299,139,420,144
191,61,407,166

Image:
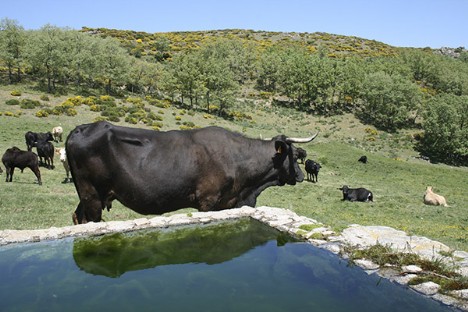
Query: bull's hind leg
72,198,102,224
6,167,14,182
29,166,42,185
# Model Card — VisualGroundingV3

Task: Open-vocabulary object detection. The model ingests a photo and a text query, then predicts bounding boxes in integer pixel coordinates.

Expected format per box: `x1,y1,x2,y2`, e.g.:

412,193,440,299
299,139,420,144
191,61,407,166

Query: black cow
2,146,42,185
305,159,321,183
25,131,54,151
358,155,368,163
36,141,54,169
339,185,373,202
297,147,307,164
66,121,318,224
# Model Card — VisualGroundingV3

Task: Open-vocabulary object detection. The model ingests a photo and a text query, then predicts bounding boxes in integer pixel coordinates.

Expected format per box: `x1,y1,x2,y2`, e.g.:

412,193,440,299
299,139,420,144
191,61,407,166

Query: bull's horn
286,131,319,143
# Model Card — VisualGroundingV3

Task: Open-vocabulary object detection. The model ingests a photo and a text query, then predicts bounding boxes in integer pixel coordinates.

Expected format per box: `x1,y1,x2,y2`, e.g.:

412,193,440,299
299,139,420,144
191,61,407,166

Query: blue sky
3,0,467,48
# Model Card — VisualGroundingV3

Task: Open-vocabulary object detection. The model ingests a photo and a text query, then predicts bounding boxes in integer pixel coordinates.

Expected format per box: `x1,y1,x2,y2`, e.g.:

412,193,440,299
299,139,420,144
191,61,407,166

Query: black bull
66,121,318,224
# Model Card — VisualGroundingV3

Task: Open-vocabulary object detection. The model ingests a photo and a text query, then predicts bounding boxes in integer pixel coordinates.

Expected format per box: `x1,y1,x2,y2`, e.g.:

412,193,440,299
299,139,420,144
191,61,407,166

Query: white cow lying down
55,147,71,183
423,186,448,207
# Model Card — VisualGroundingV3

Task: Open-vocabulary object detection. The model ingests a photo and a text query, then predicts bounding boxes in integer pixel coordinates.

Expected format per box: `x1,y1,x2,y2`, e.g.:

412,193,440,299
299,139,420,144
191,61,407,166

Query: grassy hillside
82,27,399,59
0,87,466,251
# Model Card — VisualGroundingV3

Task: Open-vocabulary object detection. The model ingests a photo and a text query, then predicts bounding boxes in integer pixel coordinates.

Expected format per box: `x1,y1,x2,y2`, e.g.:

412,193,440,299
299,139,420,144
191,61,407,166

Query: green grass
0,87,467,252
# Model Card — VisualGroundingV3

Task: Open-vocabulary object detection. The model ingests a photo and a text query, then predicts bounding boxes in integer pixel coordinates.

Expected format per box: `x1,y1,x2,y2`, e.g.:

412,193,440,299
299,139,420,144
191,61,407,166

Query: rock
411,281,440,296
339,225,451,259
354,259,380,270
401,265,423,273
390,274,418,285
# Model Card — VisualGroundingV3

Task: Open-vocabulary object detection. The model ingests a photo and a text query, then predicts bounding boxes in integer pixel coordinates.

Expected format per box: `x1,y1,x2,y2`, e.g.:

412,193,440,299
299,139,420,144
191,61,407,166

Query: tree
359,72,421,131
25,24,69,93
275,45,310,107
195,40,240,114
419,94,468,165
94,37,130,94
168,52,205,107
256,46,282,92
334,57,365,111
0,18,26,83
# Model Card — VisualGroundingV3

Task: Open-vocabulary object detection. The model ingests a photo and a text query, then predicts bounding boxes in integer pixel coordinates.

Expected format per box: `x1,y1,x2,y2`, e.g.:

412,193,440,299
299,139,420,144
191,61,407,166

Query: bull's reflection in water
73,218,296,278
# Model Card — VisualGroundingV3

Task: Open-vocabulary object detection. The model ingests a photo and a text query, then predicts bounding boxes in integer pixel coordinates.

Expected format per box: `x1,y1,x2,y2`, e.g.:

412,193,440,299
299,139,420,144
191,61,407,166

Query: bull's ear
274,140,287,154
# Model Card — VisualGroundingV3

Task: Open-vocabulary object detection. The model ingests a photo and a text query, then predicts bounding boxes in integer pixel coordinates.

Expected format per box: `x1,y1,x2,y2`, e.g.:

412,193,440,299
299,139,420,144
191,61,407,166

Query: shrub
364,128,378,136
107,116,120,122
99,95,114,102
152,121,163,128
5,99,20,106
228,110,252,121
52,106,65,115
126,97,143,105
125,116,138,124
151,99,171,108
208,105,219,112
40,95,50,101
66,108,77,116
82,97,96,106
10,90,21,96
259,91,273,99
60,100,76,109
20,99,41,109
90,104,101,112
101,107,125,118
93,116,108,122
64,96,83,106
36,110,49,118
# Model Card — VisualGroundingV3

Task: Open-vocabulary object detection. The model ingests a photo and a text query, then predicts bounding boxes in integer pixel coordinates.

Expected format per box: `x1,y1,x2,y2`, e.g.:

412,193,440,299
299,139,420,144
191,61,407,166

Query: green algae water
0,219,457,311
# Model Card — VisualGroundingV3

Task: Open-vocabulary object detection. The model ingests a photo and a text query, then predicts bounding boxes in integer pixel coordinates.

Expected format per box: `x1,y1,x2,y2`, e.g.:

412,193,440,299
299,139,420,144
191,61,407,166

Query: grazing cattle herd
0,121,451,225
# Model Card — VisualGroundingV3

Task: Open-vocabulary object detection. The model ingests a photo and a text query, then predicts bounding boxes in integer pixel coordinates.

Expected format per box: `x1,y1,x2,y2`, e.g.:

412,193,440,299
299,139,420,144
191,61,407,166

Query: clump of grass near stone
346,243,468,292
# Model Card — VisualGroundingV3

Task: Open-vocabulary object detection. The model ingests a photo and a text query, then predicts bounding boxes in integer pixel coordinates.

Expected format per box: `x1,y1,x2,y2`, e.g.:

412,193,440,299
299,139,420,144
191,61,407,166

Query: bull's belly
114,191,198,215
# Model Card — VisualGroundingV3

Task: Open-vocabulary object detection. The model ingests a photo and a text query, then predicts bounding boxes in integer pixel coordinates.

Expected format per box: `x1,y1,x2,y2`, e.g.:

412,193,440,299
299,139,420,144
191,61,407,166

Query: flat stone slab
339,225,451,260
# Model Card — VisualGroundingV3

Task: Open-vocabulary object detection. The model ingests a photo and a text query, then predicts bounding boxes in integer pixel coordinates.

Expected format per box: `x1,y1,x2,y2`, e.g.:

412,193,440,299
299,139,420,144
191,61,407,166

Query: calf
297,148,307,164
36,141,54,169
2,146,42,185
424,186,448,207
305,159,321,183
25,131,54,151
339,185,373,202
55,147,71,183
52,126,63,142
358,155,367,163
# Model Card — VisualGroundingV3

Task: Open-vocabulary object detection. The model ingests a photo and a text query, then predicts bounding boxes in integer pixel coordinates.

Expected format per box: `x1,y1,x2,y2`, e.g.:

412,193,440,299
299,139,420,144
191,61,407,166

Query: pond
0,218,456,312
